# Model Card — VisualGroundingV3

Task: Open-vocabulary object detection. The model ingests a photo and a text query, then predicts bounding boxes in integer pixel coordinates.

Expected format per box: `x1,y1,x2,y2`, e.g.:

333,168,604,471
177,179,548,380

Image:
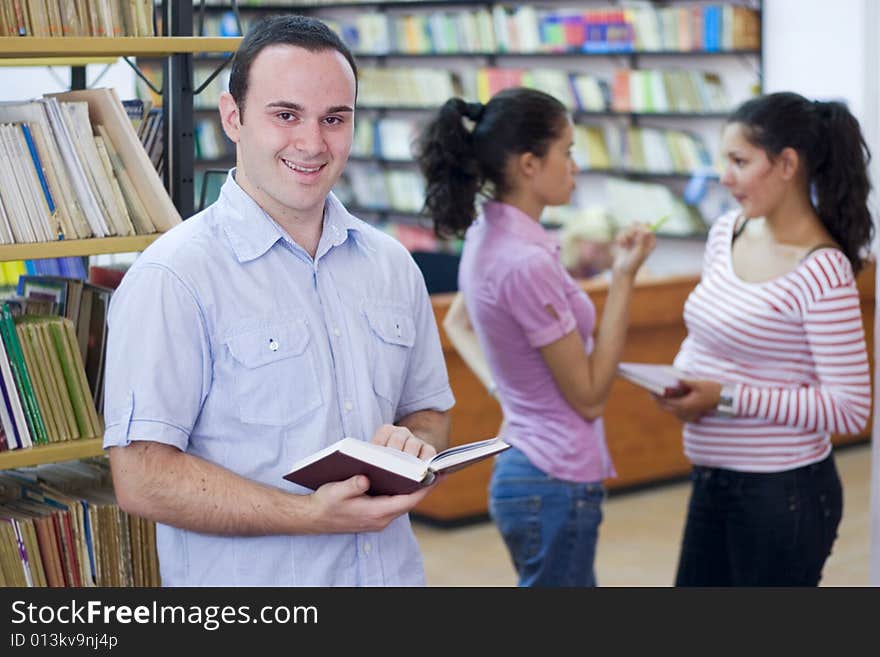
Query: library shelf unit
0,28,241,471
195,1,762,232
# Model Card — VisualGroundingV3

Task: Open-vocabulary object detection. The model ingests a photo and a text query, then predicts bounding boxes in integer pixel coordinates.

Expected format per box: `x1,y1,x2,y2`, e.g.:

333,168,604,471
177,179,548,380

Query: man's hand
307,472,436,534
302,424,440,534
370,423,437,460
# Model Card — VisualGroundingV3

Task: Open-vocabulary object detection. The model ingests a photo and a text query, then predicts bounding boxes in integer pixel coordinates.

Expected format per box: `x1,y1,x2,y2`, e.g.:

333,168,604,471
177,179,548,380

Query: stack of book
200,3,759,55
0,459,160,587
611,69,730,113
0,279,109,452
358,67,459,108
122,99,163,176
0,88,181,245
0,0,156,37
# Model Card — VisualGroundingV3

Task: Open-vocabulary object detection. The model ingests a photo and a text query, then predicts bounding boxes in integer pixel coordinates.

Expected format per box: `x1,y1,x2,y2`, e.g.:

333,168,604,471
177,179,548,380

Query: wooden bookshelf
0,234,162,262
0,437,104,470
0,57,118,67
0,37,242,58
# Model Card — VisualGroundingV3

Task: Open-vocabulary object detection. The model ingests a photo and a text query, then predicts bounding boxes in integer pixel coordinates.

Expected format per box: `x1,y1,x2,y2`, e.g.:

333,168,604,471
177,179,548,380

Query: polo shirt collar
216,170,366,263
481,200,558,254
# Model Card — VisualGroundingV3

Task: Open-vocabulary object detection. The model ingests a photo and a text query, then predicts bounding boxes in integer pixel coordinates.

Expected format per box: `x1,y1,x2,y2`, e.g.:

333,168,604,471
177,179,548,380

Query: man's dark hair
228,14,358,121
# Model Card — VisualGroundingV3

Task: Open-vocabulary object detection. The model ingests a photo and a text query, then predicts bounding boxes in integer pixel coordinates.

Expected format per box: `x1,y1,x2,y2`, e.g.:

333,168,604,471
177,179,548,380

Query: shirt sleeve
730,253,871,435
395,257,455,420
501,251,577,348
102,264,211,451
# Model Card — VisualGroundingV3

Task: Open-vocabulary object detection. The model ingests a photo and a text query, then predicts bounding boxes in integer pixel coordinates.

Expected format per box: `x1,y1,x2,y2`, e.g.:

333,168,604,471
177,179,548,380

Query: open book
617,362,690,398
283,436,511,496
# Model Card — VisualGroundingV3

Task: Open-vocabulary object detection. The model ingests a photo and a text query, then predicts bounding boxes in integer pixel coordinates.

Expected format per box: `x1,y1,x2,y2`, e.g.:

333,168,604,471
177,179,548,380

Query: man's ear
218,91,241,143
778,146,800,181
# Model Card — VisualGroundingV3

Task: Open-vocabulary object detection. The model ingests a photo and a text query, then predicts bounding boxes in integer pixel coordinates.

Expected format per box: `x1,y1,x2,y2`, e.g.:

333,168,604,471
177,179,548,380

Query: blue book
703,6,721,52
58,257,87,280
19,124,55,214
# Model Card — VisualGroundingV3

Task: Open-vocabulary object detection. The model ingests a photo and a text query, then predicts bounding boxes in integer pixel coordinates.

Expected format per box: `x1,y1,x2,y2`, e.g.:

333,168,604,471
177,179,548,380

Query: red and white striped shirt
673,210,871,472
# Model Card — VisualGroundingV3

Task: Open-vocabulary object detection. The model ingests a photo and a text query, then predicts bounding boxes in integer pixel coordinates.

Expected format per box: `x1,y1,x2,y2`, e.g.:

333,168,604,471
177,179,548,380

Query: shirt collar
216,169,367,263
481,200,559,254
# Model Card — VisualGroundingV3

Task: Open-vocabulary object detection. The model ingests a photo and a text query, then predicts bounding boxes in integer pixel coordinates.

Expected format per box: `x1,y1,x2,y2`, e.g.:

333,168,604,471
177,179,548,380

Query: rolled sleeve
503,252,577,348
102,264,210,452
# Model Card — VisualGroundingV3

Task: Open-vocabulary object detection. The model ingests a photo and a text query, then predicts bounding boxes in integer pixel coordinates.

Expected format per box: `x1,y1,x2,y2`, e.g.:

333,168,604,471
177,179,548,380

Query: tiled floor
413,442,873,586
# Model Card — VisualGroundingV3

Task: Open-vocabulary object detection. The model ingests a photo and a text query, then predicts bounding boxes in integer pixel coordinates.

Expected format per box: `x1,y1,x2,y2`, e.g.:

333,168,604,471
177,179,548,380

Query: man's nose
294,121,326,156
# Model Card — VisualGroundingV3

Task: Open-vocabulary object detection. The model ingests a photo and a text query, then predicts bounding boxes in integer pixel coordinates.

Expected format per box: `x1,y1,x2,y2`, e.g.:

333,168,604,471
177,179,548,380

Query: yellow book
16,322,61,443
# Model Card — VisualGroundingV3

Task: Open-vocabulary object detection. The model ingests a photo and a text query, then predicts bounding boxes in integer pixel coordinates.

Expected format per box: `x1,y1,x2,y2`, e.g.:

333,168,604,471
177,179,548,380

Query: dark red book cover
284,452,427,496
88,265,127,290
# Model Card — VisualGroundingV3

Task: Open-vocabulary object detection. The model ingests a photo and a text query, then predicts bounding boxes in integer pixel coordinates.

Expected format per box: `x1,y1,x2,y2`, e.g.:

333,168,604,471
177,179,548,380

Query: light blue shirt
103,171,454,586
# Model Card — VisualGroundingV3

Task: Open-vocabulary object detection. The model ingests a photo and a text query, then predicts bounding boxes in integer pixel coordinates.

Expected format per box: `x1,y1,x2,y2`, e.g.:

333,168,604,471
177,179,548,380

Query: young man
103,15,453,586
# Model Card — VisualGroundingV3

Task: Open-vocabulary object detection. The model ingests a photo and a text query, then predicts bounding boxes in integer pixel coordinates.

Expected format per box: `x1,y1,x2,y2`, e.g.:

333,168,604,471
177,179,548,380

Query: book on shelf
0,460,161,587
0,88,179,244
0,303,48,447
47,87,182,233
15,275,114,410
284,436,511,496
0,296,103,451
617,362,690,398
0,0,155,37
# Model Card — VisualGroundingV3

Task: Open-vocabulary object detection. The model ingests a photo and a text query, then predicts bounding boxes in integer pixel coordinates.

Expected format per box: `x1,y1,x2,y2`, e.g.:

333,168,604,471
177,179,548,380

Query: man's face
220,45,356,225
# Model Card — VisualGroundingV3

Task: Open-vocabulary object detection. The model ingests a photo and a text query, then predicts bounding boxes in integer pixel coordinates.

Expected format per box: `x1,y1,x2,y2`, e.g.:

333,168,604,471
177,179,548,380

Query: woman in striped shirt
656,92,873,586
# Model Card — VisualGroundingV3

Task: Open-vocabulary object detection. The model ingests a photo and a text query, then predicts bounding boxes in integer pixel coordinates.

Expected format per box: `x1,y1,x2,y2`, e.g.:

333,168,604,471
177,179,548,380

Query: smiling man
102,15,453,586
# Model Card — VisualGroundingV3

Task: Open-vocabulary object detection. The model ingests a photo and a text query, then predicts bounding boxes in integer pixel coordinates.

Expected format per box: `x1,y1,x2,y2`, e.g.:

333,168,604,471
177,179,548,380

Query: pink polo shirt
458,201,615,483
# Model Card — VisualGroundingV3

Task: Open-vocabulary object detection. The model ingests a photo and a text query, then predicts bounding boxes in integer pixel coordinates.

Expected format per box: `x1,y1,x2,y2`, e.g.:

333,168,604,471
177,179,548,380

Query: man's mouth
282,159,324,174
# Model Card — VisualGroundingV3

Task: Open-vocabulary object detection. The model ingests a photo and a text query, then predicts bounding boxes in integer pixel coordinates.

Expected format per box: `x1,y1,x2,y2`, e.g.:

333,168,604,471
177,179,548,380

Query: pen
648,214,671,233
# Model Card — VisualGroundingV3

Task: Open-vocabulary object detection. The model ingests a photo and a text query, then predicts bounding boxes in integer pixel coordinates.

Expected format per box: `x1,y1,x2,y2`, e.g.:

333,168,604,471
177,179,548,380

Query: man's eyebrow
265,101,354,114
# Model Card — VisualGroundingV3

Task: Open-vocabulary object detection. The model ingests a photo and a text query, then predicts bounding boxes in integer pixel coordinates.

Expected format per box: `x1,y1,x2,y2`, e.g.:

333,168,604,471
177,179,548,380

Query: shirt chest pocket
364,305,415,408
225,320,322,426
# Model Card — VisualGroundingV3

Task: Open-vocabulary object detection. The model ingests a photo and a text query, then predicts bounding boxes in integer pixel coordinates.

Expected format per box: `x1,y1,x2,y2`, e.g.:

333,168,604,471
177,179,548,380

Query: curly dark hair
414,88,569,239
729,92,873,273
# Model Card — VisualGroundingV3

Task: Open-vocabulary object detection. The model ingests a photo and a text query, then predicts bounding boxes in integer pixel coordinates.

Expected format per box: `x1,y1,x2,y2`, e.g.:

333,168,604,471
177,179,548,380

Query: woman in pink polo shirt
416,88,654,586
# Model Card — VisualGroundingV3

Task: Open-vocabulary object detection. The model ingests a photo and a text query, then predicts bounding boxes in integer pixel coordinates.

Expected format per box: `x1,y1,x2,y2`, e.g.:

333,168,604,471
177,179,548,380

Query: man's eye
278,112,294,121
325,116,343,125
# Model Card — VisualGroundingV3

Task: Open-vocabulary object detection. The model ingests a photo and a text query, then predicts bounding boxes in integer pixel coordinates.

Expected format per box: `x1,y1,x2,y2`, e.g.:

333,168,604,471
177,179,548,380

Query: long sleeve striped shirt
673,211,871,472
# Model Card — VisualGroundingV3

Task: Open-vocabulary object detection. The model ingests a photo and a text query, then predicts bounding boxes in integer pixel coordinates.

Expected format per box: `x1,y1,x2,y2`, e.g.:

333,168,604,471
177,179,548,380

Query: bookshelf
192,0,762,238
0,7,232,590
0,437,103,470
0,19,240,469
0,37,241,58
0,235,163,261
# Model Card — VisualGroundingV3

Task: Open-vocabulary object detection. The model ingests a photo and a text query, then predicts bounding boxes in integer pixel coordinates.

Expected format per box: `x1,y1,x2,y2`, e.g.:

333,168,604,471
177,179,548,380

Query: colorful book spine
19,123,55,216
0,302,48,445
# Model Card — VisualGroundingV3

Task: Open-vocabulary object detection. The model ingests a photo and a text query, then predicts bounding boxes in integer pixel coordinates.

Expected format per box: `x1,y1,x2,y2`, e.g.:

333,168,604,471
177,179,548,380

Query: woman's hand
611,225,656,278
653,379,722,423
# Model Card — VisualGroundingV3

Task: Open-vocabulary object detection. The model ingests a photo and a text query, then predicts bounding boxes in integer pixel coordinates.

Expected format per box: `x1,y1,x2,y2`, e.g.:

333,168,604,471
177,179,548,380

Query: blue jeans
675,454,843,586
488,447,604,587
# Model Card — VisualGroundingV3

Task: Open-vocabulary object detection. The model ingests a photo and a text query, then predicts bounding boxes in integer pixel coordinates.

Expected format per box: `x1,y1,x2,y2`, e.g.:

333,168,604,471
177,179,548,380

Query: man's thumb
348,475,369,495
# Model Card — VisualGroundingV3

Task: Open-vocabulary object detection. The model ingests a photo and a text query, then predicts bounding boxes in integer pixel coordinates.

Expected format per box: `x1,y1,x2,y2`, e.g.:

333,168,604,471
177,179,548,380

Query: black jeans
675,454,843,586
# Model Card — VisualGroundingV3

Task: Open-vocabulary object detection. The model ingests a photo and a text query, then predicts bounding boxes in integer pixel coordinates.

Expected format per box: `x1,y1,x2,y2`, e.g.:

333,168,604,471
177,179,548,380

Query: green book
0,303,48,445
48,318,98,439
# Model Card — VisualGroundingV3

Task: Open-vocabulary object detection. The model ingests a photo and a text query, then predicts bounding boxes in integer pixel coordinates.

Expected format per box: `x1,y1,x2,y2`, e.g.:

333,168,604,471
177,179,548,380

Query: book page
430,437,510,472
